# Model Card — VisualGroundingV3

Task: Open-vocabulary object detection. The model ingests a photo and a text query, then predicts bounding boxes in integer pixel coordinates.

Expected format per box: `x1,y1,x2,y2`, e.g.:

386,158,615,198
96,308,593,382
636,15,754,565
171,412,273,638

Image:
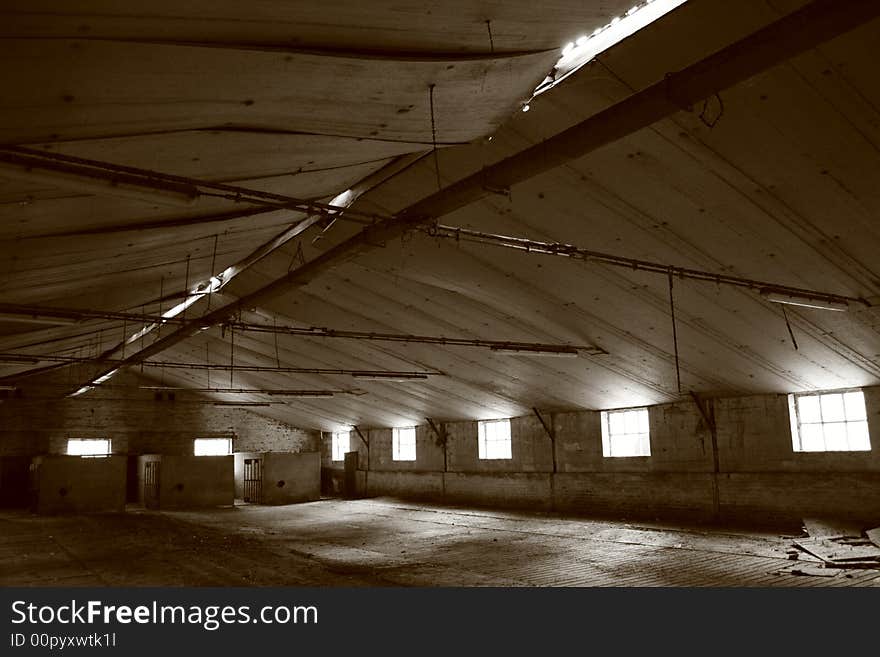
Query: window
789,389,871,452
331,431,350,462
67,438,110,458
478,419,512,460
194,438,232,456
392,427,417,461
601,408,650,457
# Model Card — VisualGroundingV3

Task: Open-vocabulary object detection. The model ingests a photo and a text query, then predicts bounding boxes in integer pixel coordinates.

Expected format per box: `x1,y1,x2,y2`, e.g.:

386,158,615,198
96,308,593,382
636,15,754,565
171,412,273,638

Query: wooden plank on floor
794,537,880,563
775,565,841,578
803,517,864,539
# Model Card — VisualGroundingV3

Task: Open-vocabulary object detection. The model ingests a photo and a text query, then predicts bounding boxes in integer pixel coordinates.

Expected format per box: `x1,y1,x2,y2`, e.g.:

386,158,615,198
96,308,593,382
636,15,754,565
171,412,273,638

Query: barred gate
143,461,160,509
243,458,263,504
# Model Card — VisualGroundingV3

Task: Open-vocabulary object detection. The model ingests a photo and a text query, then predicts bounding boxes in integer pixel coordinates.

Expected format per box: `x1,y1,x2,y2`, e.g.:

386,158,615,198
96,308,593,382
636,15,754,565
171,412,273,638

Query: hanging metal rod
140,362,438,377
136,386,355,396
426,224,870,307
229,321,605,354
0,303,193,326
0,303,605,354
1,379,359,396
0,352,441,377
0,394,290,405
0,147,389,226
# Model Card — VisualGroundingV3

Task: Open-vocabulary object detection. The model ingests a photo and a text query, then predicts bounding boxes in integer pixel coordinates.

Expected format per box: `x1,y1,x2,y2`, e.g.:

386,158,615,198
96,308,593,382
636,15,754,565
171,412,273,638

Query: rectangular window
789,389,871,452
67,438,110,457
332,432,350,462
194,438,232,456
392,427,417,461
478,419,512,460
601,408,650,457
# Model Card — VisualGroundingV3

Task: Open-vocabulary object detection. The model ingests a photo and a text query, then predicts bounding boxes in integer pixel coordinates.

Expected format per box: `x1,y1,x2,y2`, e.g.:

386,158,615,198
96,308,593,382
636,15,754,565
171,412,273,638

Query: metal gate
143,461,160,509
27,461,40,512
243,458,263,504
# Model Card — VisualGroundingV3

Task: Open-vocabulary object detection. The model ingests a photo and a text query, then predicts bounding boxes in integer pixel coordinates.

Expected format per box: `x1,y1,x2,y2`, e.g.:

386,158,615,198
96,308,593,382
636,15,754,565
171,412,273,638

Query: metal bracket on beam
664,72,694,112
426,417,445,445
353,425,369,449
483,185,510,198
533,407,554,442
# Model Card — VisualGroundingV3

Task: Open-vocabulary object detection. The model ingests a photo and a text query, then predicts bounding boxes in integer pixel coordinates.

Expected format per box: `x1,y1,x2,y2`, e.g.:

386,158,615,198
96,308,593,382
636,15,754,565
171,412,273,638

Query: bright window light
194,438,232,456
601,408,651,457
332,431,350,462
67,438,110,458
478,419,512,460
789,390,871,452
392,427,417,461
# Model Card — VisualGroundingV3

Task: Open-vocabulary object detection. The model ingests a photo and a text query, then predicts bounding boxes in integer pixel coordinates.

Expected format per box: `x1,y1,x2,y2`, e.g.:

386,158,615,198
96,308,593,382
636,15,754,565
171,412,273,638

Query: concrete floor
2,498,879,587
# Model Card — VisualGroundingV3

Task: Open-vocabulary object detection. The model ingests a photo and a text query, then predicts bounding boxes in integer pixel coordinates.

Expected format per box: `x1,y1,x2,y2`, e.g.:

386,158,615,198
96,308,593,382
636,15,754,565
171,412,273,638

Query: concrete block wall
263,453,320,504
552,473,717,520
234,452,321,504
444,472,552,509
137,454,234,509
32,455,127,514
365,471,445,500
320,387,880,523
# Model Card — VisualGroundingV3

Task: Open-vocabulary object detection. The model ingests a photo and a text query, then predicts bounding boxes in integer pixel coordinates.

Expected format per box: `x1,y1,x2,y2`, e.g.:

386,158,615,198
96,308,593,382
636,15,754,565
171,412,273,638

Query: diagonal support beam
75,0,880,385
532,407,554,442
533,407,557,474
425,418,445,445
689,391,716,434
690,391,721,519
426,417,447,474
353,425,369,449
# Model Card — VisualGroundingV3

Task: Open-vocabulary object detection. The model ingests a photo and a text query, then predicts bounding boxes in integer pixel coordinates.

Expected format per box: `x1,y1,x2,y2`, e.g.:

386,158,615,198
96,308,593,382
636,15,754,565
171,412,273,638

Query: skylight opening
70,368,118,396
92,369,118,385
529,0,688,101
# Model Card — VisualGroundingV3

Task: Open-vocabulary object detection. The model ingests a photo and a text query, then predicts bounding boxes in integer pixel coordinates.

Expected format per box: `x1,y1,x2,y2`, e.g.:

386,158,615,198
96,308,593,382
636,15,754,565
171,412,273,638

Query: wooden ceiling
3,0,880,431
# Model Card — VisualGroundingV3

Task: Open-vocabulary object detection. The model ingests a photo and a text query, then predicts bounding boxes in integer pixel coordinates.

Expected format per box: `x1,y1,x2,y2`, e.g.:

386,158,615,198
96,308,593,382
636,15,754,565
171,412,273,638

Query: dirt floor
2,497,879,587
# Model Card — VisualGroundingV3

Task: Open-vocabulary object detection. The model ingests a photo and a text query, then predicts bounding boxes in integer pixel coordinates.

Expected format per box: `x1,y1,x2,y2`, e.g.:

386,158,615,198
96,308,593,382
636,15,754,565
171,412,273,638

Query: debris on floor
789,519,880,569
772,564,841,577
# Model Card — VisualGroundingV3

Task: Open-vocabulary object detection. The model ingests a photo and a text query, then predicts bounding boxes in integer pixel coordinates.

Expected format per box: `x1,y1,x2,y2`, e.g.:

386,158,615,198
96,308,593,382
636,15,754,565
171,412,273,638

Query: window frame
477,418,512,460
600,407,651,458
193,437,232,456
788,388,871,453
392,427,417,461
331,431,350,462
67,438,111,458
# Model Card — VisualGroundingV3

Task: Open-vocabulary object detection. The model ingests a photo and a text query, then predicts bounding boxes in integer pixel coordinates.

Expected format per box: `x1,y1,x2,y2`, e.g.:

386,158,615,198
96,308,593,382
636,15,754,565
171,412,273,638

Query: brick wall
319,386,880,523
0,371,319,458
